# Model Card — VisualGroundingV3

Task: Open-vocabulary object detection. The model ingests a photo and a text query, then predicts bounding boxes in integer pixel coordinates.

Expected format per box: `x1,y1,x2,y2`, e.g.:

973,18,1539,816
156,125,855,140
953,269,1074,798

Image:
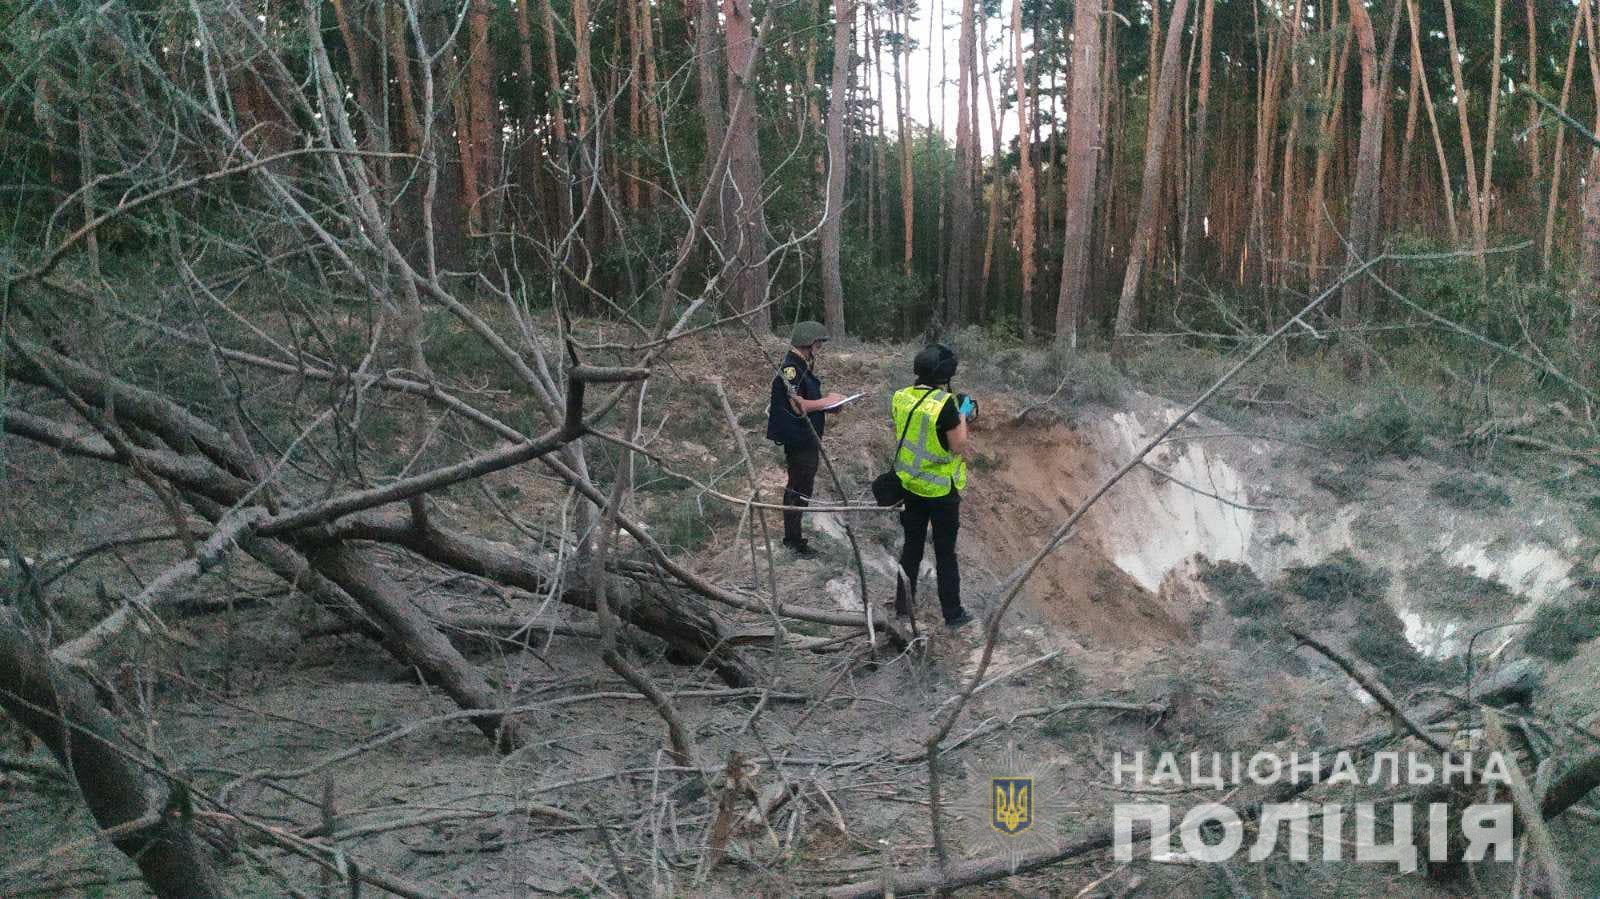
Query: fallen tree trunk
0,608,229,898
309,544,531,752
1543,750,1600,821
341,511,761,687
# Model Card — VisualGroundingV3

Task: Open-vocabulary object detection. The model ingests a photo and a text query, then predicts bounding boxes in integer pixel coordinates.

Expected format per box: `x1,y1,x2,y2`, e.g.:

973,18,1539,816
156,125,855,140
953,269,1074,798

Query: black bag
871,388,937,507
870,470,905,507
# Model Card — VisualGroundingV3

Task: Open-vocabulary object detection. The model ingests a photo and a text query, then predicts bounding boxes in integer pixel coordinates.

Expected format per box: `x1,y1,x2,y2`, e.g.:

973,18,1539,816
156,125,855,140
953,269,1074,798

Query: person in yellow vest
890,343,976,627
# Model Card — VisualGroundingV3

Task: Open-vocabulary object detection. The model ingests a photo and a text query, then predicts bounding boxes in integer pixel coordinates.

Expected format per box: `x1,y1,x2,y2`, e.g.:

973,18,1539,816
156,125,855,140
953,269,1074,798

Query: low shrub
1428,473,1512,511
1523,589,1600,663
1281,551,1390,605
1317,396,1436,461
1199,559,1283,618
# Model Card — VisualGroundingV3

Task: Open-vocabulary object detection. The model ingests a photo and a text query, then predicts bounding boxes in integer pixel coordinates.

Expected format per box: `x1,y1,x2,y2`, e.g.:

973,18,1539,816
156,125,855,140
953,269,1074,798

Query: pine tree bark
977,6,1004,320
942,0,978,325
1341,0,1384,376
696,0,734,253
1246,3,1286,294
722,0,774,331
1478,0,1504,251
513,0,551,236
1053,0,1103,345
538,0,577,242
1579,0,1600,370
891,0,914,278
870,4,888,260
1442,0,1485,268
1526,0,1542,182
466,0,501,226
820,0,854,335
1306,16,1350,281
1407,0,1459,244
1542,6,1584,274
1111,0,1191,346
1012,0,1035,336
1177,0,1215,287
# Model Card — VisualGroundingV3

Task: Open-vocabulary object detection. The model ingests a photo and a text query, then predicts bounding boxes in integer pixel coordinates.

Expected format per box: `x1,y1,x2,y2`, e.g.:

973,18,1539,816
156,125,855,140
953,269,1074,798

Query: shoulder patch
782,365,799,382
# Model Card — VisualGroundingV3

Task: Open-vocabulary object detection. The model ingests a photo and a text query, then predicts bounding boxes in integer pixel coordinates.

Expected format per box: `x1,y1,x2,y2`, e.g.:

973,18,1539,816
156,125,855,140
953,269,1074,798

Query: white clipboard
821,392,866,411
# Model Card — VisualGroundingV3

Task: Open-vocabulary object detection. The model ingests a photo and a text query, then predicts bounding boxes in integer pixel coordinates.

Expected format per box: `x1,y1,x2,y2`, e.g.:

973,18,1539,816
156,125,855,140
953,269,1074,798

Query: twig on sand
1285,625,1448,753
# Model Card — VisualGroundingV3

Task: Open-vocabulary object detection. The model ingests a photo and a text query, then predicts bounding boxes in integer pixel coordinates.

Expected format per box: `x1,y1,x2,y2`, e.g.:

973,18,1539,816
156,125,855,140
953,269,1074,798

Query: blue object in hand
958,395,976,418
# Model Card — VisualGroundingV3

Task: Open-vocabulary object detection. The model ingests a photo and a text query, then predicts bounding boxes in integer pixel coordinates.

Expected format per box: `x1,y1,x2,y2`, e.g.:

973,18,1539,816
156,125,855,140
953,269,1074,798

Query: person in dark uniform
890,343,975,627
766,321,846,557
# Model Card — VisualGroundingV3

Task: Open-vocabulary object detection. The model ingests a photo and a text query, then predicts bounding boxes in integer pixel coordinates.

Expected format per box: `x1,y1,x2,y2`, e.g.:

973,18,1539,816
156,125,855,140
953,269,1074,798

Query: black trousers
895,489,963,622
782,442,820,544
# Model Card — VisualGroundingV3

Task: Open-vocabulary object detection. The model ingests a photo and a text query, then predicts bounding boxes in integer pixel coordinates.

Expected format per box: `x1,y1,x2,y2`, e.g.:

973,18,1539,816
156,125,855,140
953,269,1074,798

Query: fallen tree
0,608,229,898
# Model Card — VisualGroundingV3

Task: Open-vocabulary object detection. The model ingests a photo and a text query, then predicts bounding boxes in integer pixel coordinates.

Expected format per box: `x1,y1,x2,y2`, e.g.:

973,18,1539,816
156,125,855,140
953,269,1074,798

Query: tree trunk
722,0,774,331
0,609,229,899
513,0,549,234
1442,0,1484,269
1579,152,1600,374
1543,6,1585,274
538,0,577,242
572,0,603,253
802,0,824,139
891,0,914,278
311,545,530,751
466,0,501,226
1478,0,1504,252
1111,0,1191,345
389,1,423,157
696,0,734,252
1177,0,1215,287
1341,0,1383,376
977,5,1004,320
1306,18,1350,282
1012,0,1035,336
1276,0,1306,292
870,3,888,261
420,0,470,272
1526,0,1542,183
1408,0,1459,244
1246,3,1286,296
627,0,644,209
820,0,854,335
330,0,386,150
1580,0,1600,371
1397,42,1420,210
1053,0,1103,345
943,0,977,325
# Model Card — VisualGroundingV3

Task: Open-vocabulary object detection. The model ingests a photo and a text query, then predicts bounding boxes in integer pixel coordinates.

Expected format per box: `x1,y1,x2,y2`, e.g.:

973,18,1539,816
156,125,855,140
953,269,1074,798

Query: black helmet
913,343,958,384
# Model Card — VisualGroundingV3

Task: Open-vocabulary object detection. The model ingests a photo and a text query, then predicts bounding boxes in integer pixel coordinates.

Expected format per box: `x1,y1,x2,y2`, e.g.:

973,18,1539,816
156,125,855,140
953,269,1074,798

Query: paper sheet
821,392,866,411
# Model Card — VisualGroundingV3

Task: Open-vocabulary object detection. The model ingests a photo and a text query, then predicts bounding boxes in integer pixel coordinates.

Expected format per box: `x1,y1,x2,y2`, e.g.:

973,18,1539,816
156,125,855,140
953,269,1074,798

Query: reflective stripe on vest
891,386,967,497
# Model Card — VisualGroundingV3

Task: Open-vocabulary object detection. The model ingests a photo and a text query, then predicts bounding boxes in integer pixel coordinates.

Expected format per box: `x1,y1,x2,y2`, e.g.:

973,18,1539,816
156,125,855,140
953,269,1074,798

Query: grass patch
1523,587,1600,663
635,459,695,493
1349,603,1460,689
1317,396,1436,461
1311,467,1368,503
1403,556,1519,618
1281,551,1390,605
1198,559,1284,618
657,496,721,553
1428,473,1512,511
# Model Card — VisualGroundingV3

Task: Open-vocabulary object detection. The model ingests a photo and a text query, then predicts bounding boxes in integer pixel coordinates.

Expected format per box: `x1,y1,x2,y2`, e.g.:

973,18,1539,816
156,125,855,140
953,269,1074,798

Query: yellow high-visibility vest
891,386,967,497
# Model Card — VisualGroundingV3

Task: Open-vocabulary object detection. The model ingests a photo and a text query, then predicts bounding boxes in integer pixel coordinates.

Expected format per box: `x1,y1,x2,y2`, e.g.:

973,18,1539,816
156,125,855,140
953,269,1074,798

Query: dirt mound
965,418,1188,646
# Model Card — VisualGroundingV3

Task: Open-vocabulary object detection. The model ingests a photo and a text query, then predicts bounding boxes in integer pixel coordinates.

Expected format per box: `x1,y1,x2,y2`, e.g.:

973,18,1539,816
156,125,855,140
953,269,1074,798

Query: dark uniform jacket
767,350,825,446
